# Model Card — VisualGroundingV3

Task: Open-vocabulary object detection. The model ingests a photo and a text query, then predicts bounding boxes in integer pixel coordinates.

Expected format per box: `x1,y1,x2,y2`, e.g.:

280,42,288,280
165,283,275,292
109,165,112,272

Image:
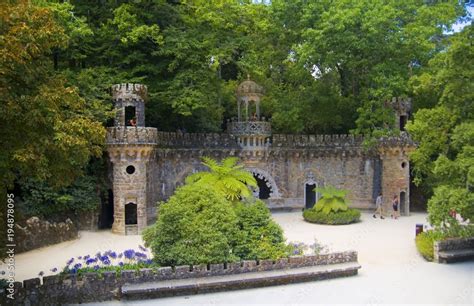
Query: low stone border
16,217,78,253
1,251,357,305
434,237,474,263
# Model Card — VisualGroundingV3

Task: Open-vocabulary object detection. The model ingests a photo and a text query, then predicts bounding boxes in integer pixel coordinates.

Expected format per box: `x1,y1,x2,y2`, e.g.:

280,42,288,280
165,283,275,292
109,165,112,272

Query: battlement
106,129,415,150
106,127,157,145
112,83,148,101
272,134,365,148
156,131,241,149
378,132,416,148
385,97,412,114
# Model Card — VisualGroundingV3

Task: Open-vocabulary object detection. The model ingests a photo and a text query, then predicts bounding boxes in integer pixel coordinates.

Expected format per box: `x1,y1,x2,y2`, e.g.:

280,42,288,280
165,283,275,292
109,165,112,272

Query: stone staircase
121,261,361,300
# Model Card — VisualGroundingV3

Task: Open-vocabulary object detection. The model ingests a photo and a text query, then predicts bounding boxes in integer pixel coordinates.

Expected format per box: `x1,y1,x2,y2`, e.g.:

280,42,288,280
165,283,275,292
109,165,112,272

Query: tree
406,25,474,227
185,157,257,202
0,0,108,261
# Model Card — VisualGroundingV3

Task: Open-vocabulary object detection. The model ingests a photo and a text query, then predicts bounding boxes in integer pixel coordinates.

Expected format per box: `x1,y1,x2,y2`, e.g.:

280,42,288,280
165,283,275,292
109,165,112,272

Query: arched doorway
125,106,136,126
125,202,137,225
400,191,406,216
247,168,281,200
99,189,114,229
253,174,271,200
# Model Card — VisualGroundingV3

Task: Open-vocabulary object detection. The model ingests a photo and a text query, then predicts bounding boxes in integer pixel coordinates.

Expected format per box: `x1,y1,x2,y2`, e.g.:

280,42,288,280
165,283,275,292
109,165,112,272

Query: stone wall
1,251,357,305
149,147,379,210
15,217,78,253
433,237,474,263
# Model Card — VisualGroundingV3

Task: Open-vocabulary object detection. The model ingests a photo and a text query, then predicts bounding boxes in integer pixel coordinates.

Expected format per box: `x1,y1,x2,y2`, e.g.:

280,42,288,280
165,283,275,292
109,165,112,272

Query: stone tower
379,97,415,216
386,97,412,131
227,77,271,149
106,84,157,235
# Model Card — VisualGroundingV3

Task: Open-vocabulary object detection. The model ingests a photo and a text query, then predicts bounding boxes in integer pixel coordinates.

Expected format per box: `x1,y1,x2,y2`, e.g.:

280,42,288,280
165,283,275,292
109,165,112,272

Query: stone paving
5,211,474,304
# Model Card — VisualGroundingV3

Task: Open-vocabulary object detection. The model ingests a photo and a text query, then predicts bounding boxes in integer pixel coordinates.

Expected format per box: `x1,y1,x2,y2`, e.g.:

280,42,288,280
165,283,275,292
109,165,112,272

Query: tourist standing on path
373,193,385,219
391,195,399,219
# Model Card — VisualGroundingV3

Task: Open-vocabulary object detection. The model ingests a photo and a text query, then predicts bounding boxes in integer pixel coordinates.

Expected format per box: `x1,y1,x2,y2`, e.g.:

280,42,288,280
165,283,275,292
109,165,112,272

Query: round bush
303,208,361,225
142,184,240,266
233,200,289,260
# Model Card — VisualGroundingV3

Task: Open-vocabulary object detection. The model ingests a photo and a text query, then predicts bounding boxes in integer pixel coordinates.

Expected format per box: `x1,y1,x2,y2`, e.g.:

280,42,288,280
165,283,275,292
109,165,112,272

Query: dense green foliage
406,25,474,229
144,163,288,265
143,184,240,266
233,200,288,260
415,231,445,261
313,186,350,214
303,208,361,225
185,157,257,202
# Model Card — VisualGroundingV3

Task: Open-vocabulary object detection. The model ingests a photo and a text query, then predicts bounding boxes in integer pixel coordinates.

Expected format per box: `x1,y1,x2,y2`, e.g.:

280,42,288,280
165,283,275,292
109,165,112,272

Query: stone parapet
272,134,364,148
112,83,147,102
106,127,157,145
156,131,241,149
2,251,358,305
227,121,272,137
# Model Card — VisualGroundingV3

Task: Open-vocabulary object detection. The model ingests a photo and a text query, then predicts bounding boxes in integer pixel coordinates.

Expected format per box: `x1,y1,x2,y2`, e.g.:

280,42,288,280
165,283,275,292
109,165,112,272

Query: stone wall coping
7,251,358,305
106,128,414,150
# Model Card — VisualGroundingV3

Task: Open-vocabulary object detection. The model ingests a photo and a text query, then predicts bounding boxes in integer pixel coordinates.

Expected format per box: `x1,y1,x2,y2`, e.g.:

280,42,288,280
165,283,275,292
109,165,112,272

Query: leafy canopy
185,157,257,202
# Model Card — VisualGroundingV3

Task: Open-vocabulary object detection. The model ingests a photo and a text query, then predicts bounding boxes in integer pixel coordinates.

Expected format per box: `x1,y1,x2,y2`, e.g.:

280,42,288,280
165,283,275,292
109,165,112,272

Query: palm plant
313,185,350,214
185,157,257,202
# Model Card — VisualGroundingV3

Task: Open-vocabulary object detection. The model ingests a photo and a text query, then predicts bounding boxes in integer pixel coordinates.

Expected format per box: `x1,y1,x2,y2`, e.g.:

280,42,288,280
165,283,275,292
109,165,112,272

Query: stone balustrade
227,121,272,137
106,127,158,145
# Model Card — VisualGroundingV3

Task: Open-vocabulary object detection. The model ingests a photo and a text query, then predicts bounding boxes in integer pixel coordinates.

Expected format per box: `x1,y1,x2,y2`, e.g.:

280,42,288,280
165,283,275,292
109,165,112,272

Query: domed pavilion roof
236,76,264,97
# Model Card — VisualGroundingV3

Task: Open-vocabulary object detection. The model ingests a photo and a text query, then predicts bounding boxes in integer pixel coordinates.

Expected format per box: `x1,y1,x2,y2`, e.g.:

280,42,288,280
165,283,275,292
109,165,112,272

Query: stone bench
121,261,361,300
434,237,474,264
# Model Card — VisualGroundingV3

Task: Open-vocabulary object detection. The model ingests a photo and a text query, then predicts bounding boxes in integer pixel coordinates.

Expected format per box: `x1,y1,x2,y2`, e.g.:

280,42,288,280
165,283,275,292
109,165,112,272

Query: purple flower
73,263,82,270
118,262,124,267
78,256,82,260
109,251,117,259
135,252,147,258
50,268,58,273
103,259,111,265
118,252,123,259
84,255,90,260
138,245,147,252
145,259,153,265
100,255,109,263
70,268,77,274
38,271,44,277
124,249,135,259
93,265,100,270
66,258,74,265
86,258,97,265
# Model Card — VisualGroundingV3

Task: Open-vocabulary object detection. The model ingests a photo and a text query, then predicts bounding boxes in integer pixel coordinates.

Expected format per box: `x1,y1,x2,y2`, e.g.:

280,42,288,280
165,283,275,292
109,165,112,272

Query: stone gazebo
227,77,271,149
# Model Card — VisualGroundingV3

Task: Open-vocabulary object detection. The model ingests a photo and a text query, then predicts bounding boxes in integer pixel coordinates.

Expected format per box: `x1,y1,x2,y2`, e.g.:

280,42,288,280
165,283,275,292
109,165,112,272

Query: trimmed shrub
415,230,446,261
143,184,240,266
303,208,361,225
233,200,289,260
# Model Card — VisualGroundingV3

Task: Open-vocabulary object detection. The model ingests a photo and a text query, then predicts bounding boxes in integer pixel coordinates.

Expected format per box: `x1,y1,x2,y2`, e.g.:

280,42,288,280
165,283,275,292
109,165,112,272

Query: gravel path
4,211,473,304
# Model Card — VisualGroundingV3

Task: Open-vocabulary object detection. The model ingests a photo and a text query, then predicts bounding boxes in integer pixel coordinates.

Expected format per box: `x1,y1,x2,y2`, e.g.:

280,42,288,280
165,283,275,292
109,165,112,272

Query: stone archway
246,167,281,199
